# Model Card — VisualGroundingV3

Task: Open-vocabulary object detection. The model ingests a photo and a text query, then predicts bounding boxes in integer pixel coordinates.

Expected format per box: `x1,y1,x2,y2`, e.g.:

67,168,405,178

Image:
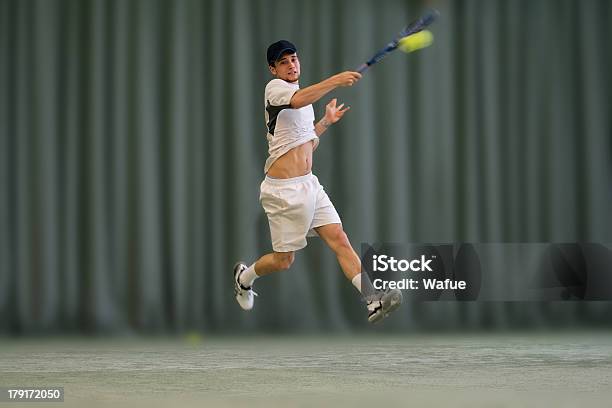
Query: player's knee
275,252,295,270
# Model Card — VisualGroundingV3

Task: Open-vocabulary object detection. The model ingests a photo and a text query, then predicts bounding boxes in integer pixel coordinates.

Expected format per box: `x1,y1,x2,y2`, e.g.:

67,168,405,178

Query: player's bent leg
315,223,402,323
314,224,360,281
233,251,295,311
255,251,295,275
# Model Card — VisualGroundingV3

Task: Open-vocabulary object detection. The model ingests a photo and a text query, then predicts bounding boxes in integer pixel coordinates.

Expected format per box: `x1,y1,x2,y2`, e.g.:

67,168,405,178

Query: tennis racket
356,9,439,74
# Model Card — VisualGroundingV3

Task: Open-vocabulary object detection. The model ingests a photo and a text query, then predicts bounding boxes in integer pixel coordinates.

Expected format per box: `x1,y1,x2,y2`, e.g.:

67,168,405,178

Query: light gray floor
1,331,612,407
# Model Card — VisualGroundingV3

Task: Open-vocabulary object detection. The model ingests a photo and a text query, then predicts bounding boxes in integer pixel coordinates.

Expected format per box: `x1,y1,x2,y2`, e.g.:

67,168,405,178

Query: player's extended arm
290,71,361,109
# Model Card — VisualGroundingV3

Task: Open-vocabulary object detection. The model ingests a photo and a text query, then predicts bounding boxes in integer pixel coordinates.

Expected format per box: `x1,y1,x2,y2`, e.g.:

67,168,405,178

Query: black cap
267,40,297,66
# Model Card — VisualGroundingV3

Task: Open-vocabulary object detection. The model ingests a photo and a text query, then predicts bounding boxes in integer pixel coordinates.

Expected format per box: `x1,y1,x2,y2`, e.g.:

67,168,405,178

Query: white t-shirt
263,79,319,173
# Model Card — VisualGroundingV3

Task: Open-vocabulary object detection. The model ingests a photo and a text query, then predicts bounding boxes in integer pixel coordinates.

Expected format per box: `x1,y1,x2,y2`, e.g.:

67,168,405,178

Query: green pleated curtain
0,0,611,334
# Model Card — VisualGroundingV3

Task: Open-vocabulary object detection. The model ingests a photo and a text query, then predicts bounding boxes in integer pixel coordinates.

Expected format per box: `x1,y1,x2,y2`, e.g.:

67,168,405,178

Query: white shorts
260,173,342,252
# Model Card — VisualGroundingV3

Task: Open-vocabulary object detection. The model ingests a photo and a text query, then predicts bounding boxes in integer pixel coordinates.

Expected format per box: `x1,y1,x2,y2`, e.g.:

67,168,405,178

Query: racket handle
356,63,369,74
357,43,396,74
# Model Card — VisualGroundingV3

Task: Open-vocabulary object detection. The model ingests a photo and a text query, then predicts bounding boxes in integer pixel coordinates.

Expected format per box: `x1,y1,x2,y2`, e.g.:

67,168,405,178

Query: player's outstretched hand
325,98,350,124
332,71,362,87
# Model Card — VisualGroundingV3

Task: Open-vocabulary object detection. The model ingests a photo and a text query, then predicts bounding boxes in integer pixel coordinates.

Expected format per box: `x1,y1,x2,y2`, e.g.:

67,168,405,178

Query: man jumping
233,40,402,323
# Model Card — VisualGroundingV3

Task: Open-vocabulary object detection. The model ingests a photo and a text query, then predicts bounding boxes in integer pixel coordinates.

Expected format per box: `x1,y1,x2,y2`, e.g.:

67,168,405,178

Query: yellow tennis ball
398,30,434,53
185,332,203,344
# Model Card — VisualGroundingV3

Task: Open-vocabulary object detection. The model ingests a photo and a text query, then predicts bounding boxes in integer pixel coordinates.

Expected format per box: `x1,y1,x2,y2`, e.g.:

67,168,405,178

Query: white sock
351,272,376,299
351,273,362,292
239,263,259,288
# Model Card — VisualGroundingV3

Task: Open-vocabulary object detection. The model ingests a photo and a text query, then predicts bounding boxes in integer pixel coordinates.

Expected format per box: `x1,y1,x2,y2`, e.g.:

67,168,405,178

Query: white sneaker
233,262,257,310
367,289,402,323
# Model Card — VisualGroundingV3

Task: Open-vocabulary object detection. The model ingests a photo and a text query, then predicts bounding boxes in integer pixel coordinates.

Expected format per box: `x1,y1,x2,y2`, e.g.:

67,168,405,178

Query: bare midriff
266,140,315,179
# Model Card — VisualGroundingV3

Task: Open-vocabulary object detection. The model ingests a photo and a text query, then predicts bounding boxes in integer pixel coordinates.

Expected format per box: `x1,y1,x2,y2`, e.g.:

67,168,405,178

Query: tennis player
233,40,402,323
